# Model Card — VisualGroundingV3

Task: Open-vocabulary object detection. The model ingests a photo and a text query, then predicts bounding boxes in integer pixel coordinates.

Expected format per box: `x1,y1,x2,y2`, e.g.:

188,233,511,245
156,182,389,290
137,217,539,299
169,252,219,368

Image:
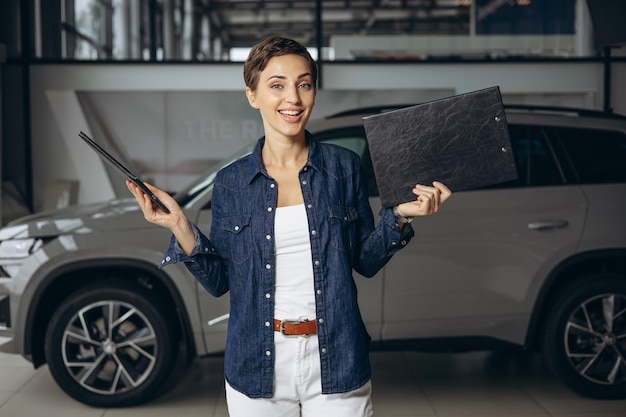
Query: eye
298,82,312,89
270,83,283,89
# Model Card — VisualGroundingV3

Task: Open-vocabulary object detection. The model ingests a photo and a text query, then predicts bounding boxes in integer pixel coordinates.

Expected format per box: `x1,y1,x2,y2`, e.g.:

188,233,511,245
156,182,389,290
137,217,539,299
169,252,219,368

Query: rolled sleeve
159,223,228,296
160,223,217,267
378,206,414,252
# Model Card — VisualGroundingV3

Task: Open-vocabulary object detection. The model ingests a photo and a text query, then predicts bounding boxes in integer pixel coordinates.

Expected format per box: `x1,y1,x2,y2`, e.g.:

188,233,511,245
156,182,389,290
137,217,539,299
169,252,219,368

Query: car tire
44,280,179,407
542,274,626,399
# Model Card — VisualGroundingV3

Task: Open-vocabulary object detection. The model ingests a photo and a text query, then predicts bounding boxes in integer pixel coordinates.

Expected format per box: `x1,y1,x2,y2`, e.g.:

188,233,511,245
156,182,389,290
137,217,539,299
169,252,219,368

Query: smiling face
245,54,316,142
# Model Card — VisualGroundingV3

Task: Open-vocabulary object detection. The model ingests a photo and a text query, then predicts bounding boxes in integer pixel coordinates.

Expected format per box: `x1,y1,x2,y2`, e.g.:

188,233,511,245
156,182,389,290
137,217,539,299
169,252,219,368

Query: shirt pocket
220,215,252,264
329,206,359,253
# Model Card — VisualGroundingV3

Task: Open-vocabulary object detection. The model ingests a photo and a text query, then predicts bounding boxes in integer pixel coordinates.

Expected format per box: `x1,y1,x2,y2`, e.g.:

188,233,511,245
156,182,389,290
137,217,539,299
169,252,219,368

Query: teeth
280,110,301,116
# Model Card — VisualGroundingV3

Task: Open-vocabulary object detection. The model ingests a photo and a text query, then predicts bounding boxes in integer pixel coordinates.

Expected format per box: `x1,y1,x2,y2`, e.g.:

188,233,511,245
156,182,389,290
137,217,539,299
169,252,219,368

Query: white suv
0,106,625,406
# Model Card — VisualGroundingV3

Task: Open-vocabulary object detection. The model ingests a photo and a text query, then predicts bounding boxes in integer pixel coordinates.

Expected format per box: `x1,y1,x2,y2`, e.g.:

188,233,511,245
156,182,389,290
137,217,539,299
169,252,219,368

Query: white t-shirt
273,204,316,321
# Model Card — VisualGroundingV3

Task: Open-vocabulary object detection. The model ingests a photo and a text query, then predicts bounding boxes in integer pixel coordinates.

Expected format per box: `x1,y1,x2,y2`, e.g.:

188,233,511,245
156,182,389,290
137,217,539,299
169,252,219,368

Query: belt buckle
280,319,310,337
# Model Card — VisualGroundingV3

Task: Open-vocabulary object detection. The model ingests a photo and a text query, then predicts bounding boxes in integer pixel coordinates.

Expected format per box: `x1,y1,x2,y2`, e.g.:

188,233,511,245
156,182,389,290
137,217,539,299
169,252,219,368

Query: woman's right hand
126,179,196,254
126,179,187,230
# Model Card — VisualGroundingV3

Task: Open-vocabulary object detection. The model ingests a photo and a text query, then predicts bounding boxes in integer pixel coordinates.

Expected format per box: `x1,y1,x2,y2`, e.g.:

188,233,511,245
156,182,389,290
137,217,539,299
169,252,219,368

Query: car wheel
543,274,626,399
44,280,179,407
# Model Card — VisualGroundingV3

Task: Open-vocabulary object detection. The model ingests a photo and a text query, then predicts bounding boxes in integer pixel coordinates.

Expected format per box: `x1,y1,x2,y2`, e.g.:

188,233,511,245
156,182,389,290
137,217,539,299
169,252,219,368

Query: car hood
0,198,148,240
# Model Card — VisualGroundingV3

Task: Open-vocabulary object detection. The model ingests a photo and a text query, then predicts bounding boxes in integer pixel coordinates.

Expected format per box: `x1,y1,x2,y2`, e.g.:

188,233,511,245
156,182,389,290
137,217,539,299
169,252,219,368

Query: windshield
174,142,255,207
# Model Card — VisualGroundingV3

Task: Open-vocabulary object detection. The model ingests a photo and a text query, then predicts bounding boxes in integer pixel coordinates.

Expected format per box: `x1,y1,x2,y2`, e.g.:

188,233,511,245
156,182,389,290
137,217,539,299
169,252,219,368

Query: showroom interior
1,1,626,416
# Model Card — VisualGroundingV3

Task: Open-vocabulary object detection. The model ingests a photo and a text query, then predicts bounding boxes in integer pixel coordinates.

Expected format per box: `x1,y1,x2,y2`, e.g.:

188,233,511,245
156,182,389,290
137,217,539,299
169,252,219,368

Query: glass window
555,127,626,184
317,128,379,197
41,0,596,61
74,0,107,42
475,0,575,35
62,0,113,60
486,125,564,189
526,130,564,187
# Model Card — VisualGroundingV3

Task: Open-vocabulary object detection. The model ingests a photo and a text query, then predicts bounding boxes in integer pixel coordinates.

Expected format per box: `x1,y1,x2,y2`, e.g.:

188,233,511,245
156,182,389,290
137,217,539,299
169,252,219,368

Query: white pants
225,332,373,417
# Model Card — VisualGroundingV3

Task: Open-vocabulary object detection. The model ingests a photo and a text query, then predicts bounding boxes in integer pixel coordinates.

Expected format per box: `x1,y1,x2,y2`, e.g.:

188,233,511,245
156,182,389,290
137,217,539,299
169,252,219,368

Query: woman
127,35,451,417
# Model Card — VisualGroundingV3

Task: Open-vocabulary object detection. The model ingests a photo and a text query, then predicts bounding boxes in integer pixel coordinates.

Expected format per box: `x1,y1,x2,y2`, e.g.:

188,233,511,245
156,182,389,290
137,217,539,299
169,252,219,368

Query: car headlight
0,238,41,259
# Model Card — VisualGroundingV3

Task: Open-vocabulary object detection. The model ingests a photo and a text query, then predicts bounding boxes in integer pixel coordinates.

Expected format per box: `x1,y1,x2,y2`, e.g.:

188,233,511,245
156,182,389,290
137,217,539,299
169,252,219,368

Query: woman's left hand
396,181,452,217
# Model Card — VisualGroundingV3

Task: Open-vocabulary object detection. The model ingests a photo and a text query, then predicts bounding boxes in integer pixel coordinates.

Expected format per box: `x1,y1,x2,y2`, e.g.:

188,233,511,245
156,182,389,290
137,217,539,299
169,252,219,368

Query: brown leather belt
274,319,317,336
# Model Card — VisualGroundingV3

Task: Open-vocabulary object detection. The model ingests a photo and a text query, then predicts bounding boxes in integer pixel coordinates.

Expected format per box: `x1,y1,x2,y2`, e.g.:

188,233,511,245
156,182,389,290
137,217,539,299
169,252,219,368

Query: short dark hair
243,35,318,91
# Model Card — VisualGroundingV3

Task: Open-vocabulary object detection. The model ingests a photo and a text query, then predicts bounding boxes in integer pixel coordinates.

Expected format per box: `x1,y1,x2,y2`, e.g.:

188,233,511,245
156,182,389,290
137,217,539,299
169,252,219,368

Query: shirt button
266,351,271,356
401,240,407,246
307,204,312,209
267,207,273,212
316,289,322,295
266,264,271,270
234,226,240,231
266,234,272,240
302,180,307,185
321,347,327,354
314,260,320,266
265,293,271,298
165,256,171,262
303,167,308,171
265,321,271,327
391,241,397,246
318,318,324,324
311,230,317,236
270,183,275,188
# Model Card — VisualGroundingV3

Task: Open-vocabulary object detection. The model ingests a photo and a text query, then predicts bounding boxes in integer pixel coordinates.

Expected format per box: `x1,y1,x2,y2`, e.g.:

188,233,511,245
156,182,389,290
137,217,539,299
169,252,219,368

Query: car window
323,136,367,157
485,125,565,189
554,127,626,184
321,123,568,194
316,127,379,197
524,126,566,187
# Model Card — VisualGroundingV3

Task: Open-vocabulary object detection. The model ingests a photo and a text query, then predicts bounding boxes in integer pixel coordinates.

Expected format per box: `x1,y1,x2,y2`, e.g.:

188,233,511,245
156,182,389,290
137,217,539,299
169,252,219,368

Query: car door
380,124,588,347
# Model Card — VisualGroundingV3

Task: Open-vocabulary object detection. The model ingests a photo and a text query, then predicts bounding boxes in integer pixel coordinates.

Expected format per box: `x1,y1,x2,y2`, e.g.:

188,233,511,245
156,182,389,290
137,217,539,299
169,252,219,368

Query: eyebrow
266,72,312,82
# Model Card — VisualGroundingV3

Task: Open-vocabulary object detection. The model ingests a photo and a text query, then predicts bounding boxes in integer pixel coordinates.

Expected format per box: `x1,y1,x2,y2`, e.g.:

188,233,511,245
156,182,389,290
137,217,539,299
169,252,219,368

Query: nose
286,85,302,104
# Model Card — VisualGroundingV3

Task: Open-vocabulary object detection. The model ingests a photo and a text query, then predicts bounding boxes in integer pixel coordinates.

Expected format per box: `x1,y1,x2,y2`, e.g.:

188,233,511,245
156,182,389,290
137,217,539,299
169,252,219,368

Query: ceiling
199,0,471,48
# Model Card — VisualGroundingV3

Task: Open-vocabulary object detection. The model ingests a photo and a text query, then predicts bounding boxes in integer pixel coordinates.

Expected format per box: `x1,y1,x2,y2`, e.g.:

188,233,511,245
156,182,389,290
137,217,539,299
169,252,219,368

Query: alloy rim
564,293,626,385
61,300,158,395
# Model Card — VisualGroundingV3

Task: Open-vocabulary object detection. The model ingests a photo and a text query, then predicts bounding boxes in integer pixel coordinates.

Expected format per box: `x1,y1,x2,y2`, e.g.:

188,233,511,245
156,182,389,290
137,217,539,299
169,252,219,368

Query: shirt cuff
160,224,218,268
379,206,414,245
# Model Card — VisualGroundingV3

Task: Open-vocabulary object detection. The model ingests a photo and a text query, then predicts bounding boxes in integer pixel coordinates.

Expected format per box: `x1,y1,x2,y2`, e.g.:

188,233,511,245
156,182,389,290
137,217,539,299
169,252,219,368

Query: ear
246,87,258,109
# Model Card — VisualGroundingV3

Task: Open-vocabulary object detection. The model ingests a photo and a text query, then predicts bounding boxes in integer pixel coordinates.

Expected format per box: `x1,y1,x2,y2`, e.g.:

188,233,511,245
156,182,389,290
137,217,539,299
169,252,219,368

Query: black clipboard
363,86,517,208
78,131,170,213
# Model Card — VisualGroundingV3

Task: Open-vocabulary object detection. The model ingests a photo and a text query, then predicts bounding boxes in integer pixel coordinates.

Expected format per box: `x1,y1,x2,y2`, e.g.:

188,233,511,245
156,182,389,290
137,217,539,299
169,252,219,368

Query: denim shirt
161,132,414,398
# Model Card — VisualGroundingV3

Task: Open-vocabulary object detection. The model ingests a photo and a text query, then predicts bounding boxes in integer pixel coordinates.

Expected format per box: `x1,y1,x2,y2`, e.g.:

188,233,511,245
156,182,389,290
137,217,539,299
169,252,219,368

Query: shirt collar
304,130,324,174
243,131,324,185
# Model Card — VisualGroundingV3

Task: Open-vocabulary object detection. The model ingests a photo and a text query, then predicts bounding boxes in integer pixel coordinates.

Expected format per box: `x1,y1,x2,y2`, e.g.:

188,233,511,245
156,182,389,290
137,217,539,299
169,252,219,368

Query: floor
0,349,625,417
